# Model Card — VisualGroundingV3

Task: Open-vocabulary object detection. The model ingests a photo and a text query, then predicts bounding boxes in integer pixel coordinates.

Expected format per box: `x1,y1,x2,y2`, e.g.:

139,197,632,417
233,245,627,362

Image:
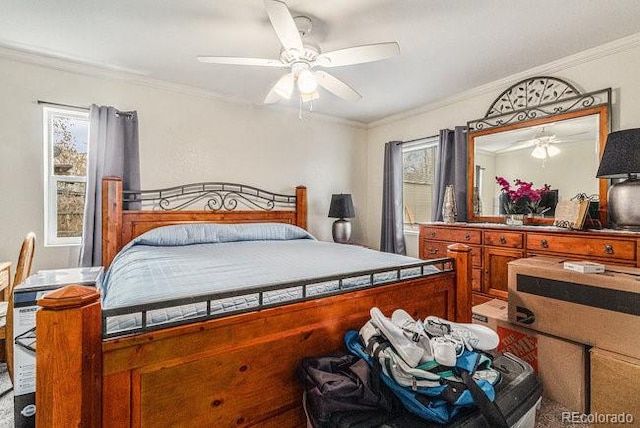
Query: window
403,136,439,230
43,107,89,246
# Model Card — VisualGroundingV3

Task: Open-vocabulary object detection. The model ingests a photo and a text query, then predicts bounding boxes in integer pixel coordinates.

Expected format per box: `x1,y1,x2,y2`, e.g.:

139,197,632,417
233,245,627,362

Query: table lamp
596,128,640,230
328,194,355,243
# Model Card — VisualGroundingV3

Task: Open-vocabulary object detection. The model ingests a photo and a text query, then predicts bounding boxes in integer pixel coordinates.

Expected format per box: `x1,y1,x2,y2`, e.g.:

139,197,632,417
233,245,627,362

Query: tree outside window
44,107,89,246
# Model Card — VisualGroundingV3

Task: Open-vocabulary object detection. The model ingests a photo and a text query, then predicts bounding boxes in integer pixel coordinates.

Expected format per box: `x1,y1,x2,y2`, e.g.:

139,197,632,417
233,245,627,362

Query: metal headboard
122,182,298,211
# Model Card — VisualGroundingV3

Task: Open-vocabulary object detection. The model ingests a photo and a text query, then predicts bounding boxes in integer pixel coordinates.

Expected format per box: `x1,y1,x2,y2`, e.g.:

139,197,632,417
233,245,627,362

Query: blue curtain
79,106,140,267
432,127,468,222
380,141,406,254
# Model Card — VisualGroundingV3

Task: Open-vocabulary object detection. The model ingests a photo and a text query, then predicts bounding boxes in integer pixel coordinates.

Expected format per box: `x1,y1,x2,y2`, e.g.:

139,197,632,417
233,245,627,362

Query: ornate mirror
466,77,611,225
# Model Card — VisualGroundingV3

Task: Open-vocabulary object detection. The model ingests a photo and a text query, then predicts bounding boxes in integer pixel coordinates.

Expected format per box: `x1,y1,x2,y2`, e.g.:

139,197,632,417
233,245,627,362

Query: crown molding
0,41,366,130
368,32,640,129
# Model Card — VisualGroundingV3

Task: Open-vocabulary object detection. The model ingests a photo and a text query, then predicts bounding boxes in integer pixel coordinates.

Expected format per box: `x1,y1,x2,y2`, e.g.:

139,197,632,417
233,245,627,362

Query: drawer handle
540,239,549,249
499,236,507,245
429,248,439,255
604,245,614,254
464,234,471,241
430,232,436,238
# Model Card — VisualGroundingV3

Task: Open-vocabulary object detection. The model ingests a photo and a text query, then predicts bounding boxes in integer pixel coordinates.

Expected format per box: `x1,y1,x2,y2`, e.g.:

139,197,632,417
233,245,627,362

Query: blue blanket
101,223,432,333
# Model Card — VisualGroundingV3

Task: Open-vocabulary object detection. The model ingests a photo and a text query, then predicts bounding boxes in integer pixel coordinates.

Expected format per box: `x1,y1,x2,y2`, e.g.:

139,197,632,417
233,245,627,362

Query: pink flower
495,177,550,214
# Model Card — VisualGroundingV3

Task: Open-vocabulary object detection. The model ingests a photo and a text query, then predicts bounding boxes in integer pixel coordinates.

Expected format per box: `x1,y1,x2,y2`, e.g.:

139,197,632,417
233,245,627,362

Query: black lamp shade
596,128,640,178
328,194,355,218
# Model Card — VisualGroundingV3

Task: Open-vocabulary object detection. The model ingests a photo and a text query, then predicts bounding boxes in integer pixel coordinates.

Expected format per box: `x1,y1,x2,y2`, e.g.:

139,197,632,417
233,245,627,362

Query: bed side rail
101,257,456,339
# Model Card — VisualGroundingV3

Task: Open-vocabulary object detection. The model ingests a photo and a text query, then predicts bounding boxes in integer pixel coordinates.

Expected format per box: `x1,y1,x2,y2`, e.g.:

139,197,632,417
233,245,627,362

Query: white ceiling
2,0,640,124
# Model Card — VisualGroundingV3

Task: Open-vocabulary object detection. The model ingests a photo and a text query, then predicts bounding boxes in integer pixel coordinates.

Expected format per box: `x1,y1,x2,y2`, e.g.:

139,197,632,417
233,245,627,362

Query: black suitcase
319,352,542,428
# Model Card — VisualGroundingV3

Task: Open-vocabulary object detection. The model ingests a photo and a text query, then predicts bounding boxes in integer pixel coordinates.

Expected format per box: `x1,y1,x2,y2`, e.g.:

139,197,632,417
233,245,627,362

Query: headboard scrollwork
123,183,298,212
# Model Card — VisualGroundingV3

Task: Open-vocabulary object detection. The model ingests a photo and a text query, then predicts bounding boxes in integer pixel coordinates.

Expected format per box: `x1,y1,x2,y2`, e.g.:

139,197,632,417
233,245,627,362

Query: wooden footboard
36,246,470,428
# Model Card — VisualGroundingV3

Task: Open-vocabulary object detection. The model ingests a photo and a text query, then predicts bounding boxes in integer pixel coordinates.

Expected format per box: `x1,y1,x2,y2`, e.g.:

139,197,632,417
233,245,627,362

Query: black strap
460,371,508,428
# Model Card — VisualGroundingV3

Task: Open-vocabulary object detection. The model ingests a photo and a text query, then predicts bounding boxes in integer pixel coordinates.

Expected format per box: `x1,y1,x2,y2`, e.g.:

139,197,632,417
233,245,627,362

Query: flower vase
442,185,457,223
472,187,482,216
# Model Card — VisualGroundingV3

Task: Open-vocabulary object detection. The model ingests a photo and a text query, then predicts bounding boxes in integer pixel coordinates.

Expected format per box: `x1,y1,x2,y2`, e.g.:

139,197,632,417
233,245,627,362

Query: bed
35,177,472,427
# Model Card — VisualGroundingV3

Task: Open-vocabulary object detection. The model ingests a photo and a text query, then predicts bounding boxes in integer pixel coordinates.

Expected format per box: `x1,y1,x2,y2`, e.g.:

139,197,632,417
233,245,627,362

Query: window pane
403,147,436,224
52,115,88,176
56,181,86,238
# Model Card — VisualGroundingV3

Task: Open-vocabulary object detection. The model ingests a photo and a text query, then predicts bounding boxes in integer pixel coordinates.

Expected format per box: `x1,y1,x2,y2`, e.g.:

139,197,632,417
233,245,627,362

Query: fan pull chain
299,96,302,120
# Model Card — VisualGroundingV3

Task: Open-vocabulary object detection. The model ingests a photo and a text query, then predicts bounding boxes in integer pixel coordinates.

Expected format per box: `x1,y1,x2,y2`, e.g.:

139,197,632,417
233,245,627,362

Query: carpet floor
0,362,581,427
0,364,13,428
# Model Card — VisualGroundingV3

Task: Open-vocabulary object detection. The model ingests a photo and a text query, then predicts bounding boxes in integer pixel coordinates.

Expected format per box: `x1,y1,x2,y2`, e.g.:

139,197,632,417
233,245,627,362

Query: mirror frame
466,77,611,225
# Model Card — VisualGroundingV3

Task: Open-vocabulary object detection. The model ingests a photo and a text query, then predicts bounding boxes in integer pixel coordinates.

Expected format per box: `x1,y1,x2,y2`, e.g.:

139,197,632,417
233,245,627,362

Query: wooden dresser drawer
483,231,524,249
526,234,636,261
421,241,482,266
421,228,481,245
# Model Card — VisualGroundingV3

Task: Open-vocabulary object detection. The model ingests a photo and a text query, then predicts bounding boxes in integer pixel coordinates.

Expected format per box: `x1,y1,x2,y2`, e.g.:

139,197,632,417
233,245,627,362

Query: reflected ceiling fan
197,0,400,104
506,126,590,159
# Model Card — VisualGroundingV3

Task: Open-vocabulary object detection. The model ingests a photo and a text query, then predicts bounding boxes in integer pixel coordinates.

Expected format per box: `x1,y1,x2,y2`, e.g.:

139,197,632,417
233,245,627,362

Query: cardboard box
13,267,103,428
508,257,640,360
473,299,587,413
590,348,640,426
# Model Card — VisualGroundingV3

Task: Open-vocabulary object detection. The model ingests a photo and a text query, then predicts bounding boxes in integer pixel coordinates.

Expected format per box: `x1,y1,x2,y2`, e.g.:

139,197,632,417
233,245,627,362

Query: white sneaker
430,336,462,367
369,307,424,368
391,309,434,364
424,316,499,351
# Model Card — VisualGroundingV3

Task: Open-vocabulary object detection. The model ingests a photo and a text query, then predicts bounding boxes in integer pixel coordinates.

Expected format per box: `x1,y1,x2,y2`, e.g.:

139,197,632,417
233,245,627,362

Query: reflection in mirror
467,77,610,224
474,115,600,217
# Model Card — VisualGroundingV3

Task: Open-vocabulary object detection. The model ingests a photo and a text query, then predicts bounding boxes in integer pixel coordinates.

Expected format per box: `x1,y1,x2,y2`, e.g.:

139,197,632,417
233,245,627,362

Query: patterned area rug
0,363,582,427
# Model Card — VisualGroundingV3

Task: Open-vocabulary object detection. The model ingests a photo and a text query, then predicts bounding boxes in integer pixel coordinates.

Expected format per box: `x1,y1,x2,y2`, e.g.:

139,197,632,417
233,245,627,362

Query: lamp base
608,177,640,230
332,218,352,244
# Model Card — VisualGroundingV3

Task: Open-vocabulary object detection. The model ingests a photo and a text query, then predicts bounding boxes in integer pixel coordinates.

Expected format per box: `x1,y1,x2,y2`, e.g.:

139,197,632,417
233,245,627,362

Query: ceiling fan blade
264,73,294,104
197,56,285,67
315,71,361,102
316,42,400,68
264,0,304,52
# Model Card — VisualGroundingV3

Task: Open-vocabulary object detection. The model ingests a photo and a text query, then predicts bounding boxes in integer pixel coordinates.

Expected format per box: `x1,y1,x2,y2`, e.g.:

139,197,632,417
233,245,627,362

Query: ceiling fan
197,0,400,104
505,126,590,156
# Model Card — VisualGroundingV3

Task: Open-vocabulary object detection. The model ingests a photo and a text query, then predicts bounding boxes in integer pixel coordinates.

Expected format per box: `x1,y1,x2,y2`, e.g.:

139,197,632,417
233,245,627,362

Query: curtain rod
37,100,89,111
37,100,134,118
402,134,439,144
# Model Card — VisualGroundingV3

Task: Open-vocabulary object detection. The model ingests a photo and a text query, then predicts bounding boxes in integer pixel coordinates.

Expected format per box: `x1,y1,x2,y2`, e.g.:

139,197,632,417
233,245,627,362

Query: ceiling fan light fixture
547,144,561,157
531,145,547,159
300,90,319,103
297,69,318,94
274,74,294,99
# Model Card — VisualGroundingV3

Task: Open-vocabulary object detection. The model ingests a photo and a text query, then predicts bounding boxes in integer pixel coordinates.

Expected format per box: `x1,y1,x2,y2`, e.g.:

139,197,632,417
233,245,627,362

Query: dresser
419,223,640,305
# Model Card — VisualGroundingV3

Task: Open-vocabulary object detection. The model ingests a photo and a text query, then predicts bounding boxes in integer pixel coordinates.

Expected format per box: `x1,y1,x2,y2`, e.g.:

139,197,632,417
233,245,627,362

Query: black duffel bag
299,352,395,428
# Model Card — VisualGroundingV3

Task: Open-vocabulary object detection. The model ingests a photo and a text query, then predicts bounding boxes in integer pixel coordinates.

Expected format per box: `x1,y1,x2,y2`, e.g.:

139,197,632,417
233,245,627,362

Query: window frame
402,136,439,233
43,106,90,247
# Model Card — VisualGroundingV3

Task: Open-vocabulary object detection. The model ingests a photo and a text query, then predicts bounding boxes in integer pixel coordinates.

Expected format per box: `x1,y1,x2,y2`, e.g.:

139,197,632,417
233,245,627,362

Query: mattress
101,223,439,335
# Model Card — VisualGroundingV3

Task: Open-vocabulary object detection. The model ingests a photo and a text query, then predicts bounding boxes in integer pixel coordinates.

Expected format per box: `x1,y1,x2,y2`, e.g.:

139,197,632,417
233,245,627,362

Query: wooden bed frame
36,177,472,427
